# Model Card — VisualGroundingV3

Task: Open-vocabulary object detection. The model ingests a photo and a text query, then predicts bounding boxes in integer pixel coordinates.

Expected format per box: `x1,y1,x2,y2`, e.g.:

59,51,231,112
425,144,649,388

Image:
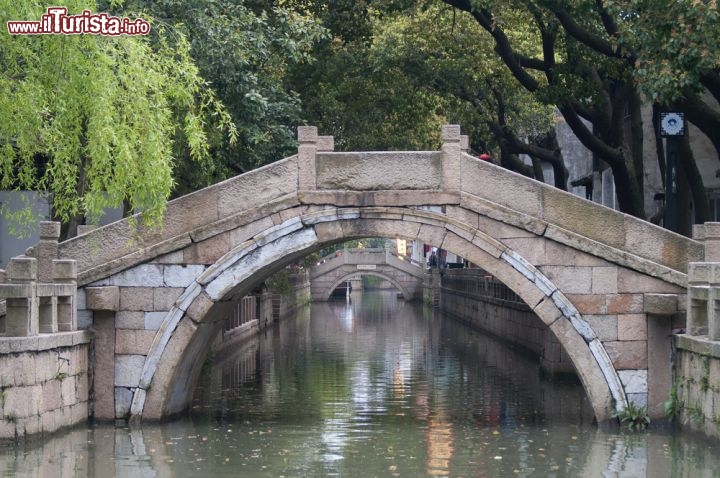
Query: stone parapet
0,330,91,443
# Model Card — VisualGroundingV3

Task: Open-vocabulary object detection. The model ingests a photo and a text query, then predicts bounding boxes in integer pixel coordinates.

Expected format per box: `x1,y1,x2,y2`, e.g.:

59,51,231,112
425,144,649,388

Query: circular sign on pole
660,112,686,137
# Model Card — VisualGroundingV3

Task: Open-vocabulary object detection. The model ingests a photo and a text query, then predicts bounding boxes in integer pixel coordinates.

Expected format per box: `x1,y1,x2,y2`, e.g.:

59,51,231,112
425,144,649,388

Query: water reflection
2,292,720,476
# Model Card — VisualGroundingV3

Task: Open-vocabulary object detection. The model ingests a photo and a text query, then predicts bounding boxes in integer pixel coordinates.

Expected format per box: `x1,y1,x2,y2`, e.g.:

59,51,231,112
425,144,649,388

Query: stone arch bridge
310,248,425,301
2,125,703,427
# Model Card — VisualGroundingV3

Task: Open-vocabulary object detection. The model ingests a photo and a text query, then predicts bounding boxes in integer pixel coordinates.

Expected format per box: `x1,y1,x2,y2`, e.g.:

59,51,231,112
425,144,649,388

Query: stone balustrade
0,221,77,336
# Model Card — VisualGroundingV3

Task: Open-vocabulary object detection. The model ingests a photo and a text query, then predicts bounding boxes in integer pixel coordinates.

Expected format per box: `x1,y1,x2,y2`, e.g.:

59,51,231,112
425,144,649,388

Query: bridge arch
322,271,411,301
56,125,698,427
128,207,622,425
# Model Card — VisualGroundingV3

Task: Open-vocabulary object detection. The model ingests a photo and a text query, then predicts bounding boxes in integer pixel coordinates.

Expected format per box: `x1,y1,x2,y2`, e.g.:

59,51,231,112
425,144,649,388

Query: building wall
0,332,91,443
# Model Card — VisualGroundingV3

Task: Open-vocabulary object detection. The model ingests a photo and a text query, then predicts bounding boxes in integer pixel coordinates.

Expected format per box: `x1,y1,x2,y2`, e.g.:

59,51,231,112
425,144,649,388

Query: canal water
2,291,720,477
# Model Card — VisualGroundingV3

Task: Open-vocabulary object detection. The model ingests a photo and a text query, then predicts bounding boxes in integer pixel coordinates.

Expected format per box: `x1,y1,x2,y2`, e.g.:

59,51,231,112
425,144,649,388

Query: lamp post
659,112,686,233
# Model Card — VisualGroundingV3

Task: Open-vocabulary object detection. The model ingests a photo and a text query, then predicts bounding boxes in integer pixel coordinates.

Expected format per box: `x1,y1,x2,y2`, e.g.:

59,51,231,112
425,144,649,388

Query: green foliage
112,0,328,193
613,402,650,431
663,380,683,421
607,0,720,103
0,1,235,234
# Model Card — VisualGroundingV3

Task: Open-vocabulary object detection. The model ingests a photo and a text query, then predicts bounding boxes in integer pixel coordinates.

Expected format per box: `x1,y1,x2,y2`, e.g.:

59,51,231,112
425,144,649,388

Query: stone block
218,159,298,218
119,287,154,311
76,310,93,330
115,329,156,355
39,221,61,240
114,355,145,388
61,375,76,407
617,269,683,294
642,293,678,316
42,379,63,412
84,286,120,311
92,311,115,422
532,296,562,327
460,155,543,219
549,318,614,422
91,264,164,287
317,135,334,151
618,314,647,341
113,311,142,329
689,262,711,284
584,315,618,341
618,369,648,394
502,237,546,266
604,340,648,370
13,354,37,387
186,292,214,323
76,372,89,402
183,233,230,265
8,256,37,282
591,267,618,294
153,288,183,311
316,152,442,191
543,187,626,249
606,294,644,314
539,266,592,294
163,265,204,288
152,250,184,264
115,387,133,418
52,259,77,282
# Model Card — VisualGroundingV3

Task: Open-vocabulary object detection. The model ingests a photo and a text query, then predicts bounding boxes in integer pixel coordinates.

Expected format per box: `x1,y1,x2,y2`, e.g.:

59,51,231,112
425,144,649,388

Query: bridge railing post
3,256,39,336
441,124,462,192
298,126,318,191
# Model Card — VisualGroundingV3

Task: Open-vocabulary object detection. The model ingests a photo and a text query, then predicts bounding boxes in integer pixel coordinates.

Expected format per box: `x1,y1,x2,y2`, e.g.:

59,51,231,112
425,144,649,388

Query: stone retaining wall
440,269,575,376
0,331,91,443
673,335,720,438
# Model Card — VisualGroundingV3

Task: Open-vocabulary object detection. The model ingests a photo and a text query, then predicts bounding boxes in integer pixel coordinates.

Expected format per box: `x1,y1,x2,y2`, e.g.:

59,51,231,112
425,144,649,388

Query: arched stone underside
322,271,411,301
128,206,634,426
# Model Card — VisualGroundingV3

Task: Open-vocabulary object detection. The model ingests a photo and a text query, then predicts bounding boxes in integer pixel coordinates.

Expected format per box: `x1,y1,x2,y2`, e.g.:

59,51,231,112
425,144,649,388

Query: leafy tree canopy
1,1,236,236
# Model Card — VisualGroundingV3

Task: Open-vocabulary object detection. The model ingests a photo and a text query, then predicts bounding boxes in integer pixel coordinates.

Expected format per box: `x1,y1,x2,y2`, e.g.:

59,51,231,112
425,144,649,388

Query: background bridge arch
321,270,412,301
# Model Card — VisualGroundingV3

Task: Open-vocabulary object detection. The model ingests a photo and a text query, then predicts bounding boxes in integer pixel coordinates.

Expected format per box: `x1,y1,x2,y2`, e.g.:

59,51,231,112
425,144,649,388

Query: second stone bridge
309,248,426,301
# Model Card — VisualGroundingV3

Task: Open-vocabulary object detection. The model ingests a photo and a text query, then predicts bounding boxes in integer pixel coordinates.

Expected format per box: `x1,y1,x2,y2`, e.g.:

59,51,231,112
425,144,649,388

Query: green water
1,291,719,477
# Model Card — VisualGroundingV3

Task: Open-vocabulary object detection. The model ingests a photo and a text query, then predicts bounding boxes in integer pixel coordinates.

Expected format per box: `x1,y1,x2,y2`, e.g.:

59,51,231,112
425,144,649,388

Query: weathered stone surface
606,294,644,314
92,311,115,421
549,318,614,422
460,155,543,219
115,311,144,329
643,294,681,315
153,288,183,311
114,355,145,388
313,221,344,244
502,237,546,266
540,265,592,294
85,286,120,311
91,264,164,288
543,187,626,249
605,340,648,370
460,192,547,237
119,287,154,312
532,296,562,327
144,311,166,330
618,269,684,294
618,370,648,394
591,267,618,294
137,316,198,420
163,265,205,288
115,387,133,418
584,315,618,341
116,329,156,355
316,152,442,190
618,314,647,341
647,314,673,419
298,190,461,207
183,233,230,265
218,158,298,218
